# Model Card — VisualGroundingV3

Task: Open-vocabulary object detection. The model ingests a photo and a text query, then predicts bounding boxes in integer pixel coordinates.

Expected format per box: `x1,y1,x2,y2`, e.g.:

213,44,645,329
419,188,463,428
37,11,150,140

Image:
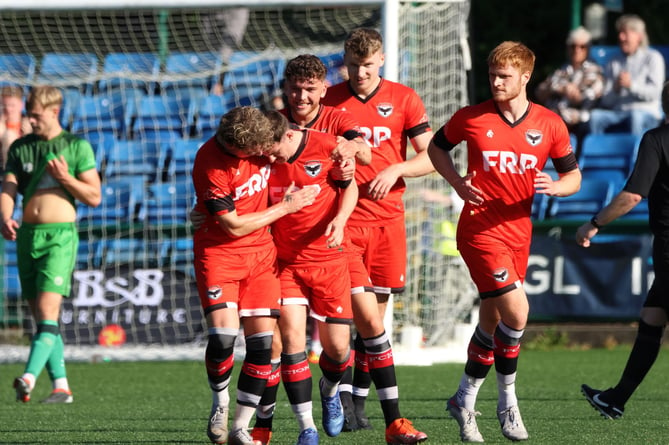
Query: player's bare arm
325,179,358,248
534,168,581,197
0,176,19,241
576,190,642,248
46,156,101,207
428,140,484,206
216,182,318,238
368,132,434,201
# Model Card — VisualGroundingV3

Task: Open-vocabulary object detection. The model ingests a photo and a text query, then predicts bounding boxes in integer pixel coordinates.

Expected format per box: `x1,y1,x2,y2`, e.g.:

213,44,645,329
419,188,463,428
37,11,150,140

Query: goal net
0,0,474,363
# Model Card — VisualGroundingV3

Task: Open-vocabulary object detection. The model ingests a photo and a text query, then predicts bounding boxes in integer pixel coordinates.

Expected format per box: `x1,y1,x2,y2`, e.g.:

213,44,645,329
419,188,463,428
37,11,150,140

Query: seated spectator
588,14,665,136
535,26,604,140
0,85,31,172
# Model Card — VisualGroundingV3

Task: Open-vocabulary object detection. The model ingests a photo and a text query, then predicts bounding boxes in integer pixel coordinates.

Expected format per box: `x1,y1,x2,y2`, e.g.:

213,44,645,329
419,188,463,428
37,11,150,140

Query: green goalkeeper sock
46,333,67,381
25,321,60,378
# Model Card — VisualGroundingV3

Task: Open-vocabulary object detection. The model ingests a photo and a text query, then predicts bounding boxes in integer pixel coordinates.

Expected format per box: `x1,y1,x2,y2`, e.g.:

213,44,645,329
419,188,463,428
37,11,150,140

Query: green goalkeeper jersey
5,131,97,209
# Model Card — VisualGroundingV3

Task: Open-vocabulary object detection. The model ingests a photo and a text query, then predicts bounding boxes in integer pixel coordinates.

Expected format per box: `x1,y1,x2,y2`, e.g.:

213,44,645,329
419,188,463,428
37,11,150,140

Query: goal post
0,0,475,364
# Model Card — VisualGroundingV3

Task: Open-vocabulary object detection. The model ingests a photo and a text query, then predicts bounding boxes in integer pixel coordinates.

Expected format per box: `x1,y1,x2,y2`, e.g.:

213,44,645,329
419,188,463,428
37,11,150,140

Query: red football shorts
194,246,281,316
348,218,407,294
279,258,353,322
457,235,528,299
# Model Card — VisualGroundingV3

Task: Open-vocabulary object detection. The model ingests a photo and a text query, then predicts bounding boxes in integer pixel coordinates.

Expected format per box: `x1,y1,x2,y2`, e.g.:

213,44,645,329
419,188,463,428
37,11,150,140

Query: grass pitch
1,348,667,444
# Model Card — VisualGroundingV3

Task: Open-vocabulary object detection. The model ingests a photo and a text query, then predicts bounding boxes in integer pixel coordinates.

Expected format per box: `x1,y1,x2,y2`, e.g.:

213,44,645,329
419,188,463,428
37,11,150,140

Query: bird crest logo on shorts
492,267,509,282
525,129,543,146
304,161,322,178
207,286,222,300
377,103,393,118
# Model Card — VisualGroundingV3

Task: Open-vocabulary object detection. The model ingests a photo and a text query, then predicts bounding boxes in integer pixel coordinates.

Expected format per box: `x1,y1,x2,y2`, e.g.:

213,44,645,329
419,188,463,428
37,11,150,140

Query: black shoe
341,391,359,432
354,411,372,430
581,384,624,419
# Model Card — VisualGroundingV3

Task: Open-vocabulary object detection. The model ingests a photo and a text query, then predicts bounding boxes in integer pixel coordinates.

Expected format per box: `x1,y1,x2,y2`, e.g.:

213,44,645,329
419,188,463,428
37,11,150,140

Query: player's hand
331,137,358,162
45,155,70,183
534,168,558,195
332,158,355,181
453,170,484,206
324,216,345,248
368,164,402,200
1,218,18,241
575,221,598,247
189,208,206,231
283,182,318,213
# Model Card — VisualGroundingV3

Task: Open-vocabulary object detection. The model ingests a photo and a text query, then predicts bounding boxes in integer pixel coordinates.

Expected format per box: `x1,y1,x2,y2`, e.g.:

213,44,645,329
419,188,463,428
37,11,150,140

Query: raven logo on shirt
377,103,393,118
492,268,509,282
207,286,222,300
525,130,543,146
304,161,322,177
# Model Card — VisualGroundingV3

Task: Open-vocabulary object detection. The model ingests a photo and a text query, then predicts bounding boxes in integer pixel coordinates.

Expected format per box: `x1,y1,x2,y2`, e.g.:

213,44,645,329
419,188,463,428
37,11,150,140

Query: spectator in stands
190,106,318,445
322,27,432,444
588,14,665,136
202,7,250,95
1,85,101,404
428,41,581,442
0,85,31,172
578,81,669,422
535,26,604,143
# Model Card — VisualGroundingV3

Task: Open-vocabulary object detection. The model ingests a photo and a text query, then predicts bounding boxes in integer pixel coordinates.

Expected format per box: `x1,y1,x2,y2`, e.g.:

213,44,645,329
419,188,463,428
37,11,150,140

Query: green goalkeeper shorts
16,222,78,299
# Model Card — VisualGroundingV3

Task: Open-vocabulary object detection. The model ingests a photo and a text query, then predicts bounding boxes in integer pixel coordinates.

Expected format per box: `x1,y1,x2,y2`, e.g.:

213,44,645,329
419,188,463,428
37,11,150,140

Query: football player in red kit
428,41,582,443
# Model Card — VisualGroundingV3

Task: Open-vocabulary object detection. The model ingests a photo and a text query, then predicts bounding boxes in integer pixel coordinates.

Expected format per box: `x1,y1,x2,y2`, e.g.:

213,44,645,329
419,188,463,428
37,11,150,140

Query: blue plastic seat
99,52,160,94
103,139,162,182
144,179,196,227
159,138,204,179
589,45,622,67
70,93,126,140
189,93,250,138
99,237,167,268
579,133,639,177
0,54,36,90
128,93,200,141
76,239,102,269
531,193,549,221
77,177,146,227
37,53,98,95
222,51,285,102
4,264,21,300
547,178,614,220
161,51,222,93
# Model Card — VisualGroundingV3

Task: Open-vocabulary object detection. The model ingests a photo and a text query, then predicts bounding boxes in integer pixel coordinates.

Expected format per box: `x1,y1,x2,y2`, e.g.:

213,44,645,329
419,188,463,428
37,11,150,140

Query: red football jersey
323,79,431,224
268,129,349,263
192,136,274,253
443,99,576,248
282,104,362,137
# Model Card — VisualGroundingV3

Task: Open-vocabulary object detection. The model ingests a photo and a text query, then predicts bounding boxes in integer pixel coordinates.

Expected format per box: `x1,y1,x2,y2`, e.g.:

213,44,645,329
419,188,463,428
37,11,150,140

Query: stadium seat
189,93,252,138
4,264,21,300
222,51,285,104
99,52,160,94
546,177,614,220
128,93,200,141
144,179,196,227
76,239,102,269
0,54,36,91
589,45,621,67
77,177,146,227
37,53,99,95
99,237,167,268
531,193,549,221
579,133,639,177
318,51,345,86
161,51,222,93
159,138,204,180
70,93,126,140
103,139,162,182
